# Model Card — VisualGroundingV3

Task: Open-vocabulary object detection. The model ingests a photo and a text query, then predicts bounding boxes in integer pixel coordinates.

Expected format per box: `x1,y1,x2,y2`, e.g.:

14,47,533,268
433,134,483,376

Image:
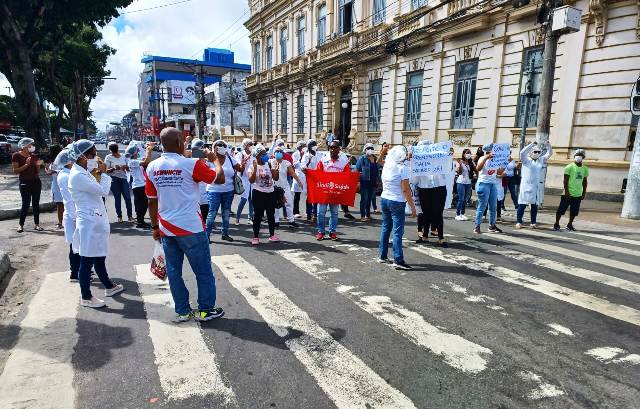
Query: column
426,52,444,140
486,36,506,142
385,61,399,144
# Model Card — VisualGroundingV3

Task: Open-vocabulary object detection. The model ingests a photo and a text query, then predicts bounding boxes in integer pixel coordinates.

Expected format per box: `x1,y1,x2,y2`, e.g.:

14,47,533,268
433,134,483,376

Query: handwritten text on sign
410,141,453,176
486,143,511,170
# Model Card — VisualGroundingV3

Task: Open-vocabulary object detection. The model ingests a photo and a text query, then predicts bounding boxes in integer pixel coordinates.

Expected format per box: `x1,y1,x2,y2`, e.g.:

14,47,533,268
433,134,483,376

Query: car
0,134,13,163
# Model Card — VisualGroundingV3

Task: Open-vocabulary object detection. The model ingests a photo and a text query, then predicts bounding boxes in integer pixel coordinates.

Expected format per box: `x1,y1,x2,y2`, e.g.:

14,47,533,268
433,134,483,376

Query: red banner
306,169,360,206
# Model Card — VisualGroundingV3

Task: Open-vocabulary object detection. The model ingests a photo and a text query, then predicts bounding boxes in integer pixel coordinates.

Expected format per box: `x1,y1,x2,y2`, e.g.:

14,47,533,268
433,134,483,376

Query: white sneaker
515,223,523,229
531,224,538,229
460,215,469,221
455,215,462,221
80,296,106,308
105,283,124,297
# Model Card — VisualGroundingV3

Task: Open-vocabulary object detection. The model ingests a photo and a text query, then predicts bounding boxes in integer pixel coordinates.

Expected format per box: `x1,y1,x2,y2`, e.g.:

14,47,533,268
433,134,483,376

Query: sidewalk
0,164,55,219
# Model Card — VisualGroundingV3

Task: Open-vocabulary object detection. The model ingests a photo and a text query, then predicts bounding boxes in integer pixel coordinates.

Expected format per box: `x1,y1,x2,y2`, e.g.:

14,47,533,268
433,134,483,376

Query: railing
246,74,258,88
358,24,389,47
448,0,481,15
318,32,355,60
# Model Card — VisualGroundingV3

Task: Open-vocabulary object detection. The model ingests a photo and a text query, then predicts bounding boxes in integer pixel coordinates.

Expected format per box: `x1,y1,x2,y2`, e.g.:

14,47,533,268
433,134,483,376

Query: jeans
162,231,217,315
78,256,114,300
475,182,497,226
19,179,41,226
236,189,254,222
359,182,376,218
110,176,132,219
206,190,234,236
317,203,339,234
252,189,276,237
506,177,519,208
69,244,80,279
517,203,538,224
132,186,148,224
456,183,472,216
379,198,406,264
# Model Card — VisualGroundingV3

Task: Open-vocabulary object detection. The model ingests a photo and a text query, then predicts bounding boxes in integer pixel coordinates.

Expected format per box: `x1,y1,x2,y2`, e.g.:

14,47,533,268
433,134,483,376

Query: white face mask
464,153,472,160
87,158,98,172
531,153,540,160
365,149,374,155
216,146,227,155
28,146,35,153
575,156,583,163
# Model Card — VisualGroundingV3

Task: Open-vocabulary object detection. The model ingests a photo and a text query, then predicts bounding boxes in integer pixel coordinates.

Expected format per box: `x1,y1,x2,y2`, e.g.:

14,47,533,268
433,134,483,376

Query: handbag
228,153,245,195
273,186,286,209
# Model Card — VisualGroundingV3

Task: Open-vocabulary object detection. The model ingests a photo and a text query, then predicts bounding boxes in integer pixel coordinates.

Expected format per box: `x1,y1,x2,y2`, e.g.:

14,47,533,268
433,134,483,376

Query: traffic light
632,75,640,116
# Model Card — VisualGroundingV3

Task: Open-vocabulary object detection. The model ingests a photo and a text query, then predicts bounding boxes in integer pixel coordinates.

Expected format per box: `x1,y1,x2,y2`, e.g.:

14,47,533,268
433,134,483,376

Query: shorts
556,196,582,217
51,175,63,203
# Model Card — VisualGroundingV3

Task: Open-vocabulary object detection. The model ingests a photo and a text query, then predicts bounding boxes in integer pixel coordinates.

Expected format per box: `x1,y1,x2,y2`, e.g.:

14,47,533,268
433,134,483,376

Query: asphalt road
0,195,639,409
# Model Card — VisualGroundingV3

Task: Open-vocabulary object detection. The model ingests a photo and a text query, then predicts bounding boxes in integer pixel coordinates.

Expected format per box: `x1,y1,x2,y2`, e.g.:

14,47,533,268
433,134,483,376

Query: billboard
166,80,197,105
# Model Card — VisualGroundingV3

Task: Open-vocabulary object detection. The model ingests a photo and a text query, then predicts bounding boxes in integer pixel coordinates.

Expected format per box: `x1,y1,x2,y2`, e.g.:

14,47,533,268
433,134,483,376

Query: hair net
382,145,408,180
275,139,285,147
307,139,317,149
252,143,267,157
363,143,374,153
53,148,72,168
273,145,285,152
125,143,140,158
296,140,306,148
573,148,586,157
213,139,226,148
68,139,95,161
242,138,253,148
18,137,35,149
482,143,494,153
191,138,205,150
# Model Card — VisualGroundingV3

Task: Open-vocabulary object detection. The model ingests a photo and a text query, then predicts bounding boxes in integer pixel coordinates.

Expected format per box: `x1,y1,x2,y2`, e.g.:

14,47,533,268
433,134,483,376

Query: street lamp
341,102,348,148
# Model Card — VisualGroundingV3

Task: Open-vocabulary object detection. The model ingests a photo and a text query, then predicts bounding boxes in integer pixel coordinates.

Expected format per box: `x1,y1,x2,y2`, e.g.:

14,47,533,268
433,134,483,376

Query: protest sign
486,143,511,170
306,170,360,206
410,141,453,176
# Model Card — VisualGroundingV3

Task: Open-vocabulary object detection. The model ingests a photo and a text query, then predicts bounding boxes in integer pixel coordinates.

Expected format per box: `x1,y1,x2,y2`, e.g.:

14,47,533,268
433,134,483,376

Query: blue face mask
274,152,284,160
260,154,270,163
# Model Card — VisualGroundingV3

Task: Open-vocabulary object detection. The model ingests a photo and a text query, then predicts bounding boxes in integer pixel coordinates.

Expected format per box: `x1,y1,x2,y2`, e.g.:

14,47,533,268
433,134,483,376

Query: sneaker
316,232,325,241
488,225,503,234
247,218,253,225
117,217,123,223
515,223,523,229
69,277,79,282
234,219,240,226
128,217,135,223
17,225,24,233
80,296,106,308
460,215,469,221
496,217,504,223
530,223,538,229
221,234,234,242
455,215,463,221
173,311,194,323
473,226,481,234
195,307,225,321
294,213,302,219
566,224,577,232
376,258,391,264
289,222,299,228
105,283,124,297
136,222,151,229
329,232,338,241
393,262,413,270
251,237,260,245
268,235,280,243
344,213,355,220
553,223,561,231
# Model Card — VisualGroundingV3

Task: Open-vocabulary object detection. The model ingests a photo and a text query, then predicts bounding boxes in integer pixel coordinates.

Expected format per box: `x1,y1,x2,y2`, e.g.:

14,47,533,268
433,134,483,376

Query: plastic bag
150,241,167,281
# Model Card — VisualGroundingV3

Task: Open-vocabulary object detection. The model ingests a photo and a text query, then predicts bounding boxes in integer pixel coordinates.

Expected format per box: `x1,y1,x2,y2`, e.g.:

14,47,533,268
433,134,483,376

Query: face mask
464,153,472,160
531,153,540,160
28,146,36,153
275,152,284,160
260,154,270,163
575,156,583,163
365,149,374,155
216,146,227,155
87,159,98,172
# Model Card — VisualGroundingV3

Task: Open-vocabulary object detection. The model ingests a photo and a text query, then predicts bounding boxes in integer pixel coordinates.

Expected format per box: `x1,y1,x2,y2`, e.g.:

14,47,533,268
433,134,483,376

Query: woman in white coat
54,148,80,281
516,141,553,228
68,139,124,308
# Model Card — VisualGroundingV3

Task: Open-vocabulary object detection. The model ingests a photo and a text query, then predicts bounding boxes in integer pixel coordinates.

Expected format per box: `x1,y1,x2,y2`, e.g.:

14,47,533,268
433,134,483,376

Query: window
297,95,305,134
404,72,423,130
338,0,354,35
368,79,382,131
373,0,386,25
253,42,261,72
411,0,427,10
255,104,263,136
317,4,327,45
266,36,273,69
452,60,478,129
280,26,288,64
297,16,306,55
266,101,273,134
280,98,288,133
316,91,324,131
516,46,543,128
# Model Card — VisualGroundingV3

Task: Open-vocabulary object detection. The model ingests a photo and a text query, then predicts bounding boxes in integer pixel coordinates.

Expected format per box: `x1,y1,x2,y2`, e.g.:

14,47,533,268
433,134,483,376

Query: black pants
19,179,42,226
252,189,276,238
69,244,80,279
418,186,446,240
200,204,209,222
293,192,302,215
132,186,148,224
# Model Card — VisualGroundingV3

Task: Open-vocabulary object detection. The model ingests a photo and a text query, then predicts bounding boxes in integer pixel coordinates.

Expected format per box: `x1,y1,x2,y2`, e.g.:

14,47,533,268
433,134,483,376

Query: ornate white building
244,0,640,195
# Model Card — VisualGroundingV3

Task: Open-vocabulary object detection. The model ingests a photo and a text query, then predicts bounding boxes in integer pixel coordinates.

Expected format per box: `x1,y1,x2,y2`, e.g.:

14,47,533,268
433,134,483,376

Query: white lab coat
291,149,306,193
518,142,552,206
69,164,112,257
57,168,76,244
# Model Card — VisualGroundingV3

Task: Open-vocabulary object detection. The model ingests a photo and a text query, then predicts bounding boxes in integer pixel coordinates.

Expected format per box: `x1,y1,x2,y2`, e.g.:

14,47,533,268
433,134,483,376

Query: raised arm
541,142,553,162
520,142,535,164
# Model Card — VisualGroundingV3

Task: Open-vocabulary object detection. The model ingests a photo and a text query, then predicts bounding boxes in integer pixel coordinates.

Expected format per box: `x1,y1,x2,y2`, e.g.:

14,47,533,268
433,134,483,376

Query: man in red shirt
146,127,225,322
316,140,352,241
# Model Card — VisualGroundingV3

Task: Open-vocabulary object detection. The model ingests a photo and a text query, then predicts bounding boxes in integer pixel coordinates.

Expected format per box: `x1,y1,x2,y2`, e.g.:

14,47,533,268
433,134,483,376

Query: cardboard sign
486,143,511,170
410,141,453,176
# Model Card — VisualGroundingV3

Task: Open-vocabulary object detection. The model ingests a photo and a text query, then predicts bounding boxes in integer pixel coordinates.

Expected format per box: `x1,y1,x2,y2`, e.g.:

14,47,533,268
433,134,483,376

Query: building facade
244,0,640,194
205,71,252,138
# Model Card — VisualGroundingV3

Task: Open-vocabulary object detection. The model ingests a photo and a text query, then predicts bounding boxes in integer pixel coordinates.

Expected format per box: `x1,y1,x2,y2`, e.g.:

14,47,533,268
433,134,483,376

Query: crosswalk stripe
455,238,640,295
277,249,493,374
569,230,640,247
407,245,640,327
134,264,236,403
0,272,77,409
483,233,640,274
214,254,417,409
515,229,640,258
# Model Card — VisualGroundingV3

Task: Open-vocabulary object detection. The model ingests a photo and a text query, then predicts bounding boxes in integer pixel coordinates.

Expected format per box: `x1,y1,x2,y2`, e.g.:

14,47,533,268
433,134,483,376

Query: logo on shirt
153,169,183,176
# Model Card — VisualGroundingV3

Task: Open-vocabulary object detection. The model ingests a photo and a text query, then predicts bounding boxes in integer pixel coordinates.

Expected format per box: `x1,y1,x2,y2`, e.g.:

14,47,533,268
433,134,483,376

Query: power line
121,0,196,14
188,8,251,58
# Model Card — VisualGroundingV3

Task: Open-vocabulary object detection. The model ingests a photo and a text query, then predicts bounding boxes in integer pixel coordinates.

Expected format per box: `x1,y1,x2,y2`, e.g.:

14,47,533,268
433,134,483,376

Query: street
0,196,638,409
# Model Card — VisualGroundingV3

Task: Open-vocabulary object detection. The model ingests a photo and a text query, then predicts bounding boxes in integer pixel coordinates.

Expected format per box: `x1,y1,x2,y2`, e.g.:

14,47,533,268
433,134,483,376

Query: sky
0,0,251,133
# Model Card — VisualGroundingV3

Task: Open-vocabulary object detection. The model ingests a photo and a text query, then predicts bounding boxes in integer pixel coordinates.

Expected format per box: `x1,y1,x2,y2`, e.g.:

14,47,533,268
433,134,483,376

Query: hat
213,139,227,147
18,137,34,149
363,143,374,152
296,140,306,149
275,138,285,147
252,143,267,157
53,148,72,168
573,148,586,157
191,138,205,150
242,138,253,148
68,139,95,161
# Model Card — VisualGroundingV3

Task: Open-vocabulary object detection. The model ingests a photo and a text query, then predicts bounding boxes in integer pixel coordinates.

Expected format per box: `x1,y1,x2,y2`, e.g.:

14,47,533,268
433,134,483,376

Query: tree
0,0,132,147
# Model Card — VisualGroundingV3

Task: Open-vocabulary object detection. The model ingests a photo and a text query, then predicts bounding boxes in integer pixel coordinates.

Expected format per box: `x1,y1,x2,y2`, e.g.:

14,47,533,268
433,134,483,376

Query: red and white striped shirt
145,153,216,236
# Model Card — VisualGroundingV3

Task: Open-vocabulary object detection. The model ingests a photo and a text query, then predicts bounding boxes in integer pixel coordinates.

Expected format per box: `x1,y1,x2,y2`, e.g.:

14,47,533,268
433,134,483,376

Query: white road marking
278,249,493,374
546,323,574,337
518,371,565,400
457,238,640,295
446,282,468,294
516,229,640,258
134,264,235,403
482,233,640,275
214,254,417,409
585,347,640,365
408,245,640,327
0,272,78,409
569,230,640,247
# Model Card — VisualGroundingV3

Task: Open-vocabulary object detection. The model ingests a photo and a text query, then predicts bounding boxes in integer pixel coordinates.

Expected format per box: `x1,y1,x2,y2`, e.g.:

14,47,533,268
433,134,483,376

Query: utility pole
519,59,536,151
228,76,237,136
622,75,640,219
195,65,207,139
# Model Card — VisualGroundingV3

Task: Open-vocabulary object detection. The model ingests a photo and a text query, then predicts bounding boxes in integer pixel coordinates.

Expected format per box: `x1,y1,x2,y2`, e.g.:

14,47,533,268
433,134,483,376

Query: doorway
339,86,352,147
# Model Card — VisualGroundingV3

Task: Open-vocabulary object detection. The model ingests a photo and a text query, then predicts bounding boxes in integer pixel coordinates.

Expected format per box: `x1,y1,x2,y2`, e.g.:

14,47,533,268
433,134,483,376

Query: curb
0,201,56,221
0,251,10,283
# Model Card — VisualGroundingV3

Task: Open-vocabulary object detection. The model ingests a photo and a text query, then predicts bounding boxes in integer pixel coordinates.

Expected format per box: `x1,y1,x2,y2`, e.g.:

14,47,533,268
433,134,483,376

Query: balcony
448,0,482,15
259,70,271,83
357,24,390,48
318,32,356,60
246,74,258,88
288,55,306,75
272,63,287,80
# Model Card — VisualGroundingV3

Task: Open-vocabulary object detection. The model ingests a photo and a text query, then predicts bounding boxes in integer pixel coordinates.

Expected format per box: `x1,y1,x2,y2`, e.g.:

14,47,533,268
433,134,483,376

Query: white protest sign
410,141,453,176
486,143,511,170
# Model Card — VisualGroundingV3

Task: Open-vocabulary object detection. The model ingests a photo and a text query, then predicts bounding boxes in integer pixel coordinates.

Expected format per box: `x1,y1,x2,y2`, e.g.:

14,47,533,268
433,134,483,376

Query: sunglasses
533,151,541,154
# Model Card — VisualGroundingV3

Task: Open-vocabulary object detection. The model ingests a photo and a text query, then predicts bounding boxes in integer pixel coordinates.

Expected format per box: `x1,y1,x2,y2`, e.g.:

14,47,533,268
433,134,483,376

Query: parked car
0,134,12,164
